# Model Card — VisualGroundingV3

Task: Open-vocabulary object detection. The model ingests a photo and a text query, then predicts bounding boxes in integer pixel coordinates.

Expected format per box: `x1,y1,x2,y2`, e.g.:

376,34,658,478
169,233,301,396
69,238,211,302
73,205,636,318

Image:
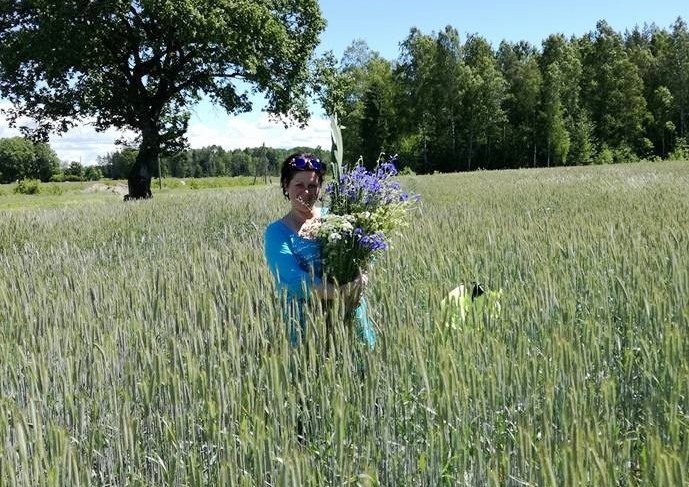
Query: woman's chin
296,198,316,209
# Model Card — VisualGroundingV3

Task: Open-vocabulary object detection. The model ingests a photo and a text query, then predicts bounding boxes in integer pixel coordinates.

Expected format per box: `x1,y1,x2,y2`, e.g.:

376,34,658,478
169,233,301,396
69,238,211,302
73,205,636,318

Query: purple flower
377,162,398,177
358,232,388,251
327,162,410,210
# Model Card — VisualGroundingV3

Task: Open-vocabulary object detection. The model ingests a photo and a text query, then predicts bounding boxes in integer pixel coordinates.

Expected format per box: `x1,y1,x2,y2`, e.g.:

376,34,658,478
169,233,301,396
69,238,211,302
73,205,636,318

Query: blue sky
1,0,686,164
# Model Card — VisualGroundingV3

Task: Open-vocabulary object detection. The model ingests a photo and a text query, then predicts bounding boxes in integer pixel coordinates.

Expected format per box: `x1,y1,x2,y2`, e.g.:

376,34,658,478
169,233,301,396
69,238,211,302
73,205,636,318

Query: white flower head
298,217,321,240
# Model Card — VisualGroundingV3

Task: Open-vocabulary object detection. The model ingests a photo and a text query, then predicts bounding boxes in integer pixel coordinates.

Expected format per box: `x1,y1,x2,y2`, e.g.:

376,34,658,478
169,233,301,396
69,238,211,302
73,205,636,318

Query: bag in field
440,282,502,329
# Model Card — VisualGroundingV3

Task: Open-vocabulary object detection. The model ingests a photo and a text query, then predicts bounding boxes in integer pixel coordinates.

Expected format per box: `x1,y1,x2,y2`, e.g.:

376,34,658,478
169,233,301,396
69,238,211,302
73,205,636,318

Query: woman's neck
286,206,317,230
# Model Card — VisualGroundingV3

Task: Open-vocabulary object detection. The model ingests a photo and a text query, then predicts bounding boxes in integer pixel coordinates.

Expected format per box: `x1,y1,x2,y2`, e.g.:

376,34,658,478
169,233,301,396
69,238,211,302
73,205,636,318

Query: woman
264,152,376,348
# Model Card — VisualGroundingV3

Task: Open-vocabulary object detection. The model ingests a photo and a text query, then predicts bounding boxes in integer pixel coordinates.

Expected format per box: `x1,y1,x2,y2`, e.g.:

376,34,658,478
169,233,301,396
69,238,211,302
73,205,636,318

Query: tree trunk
125,129,158,200
467,131,473,171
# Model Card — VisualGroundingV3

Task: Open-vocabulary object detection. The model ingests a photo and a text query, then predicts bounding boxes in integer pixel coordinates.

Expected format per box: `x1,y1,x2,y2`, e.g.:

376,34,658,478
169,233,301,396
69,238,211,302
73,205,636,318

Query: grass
0,161,687,485
0,176,266,210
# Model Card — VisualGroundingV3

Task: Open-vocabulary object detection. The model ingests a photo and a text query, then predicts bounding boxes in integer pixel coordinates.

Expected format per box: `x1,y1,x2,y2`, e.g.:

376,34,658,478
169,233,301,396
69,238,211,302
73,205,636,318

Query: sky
0,0,686,165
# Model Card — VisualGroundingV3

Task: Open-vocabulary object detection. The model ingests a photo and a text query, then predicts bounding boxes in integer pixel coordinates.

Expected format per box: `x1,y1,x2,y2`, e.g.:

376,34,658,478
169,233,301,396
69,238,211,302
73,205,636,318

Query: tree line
0,137,329,183
95,145,330,180
317,18,689,172
0,136,102,183
3,14,689,183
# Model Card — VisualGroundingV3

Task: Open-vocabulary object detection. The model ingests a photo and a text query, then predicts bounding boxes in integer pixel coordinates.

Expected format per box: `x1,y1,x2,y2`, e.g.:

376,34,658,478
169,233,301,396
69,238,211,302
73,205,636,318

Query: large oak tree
0,0,325,198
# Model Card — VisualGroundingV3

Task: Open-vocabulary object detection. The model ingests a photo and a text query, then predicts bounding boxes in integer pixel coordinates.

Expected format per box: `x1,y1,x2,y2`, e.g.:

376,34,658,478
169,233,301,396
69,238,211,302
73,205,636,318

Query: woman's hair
280,152,327,199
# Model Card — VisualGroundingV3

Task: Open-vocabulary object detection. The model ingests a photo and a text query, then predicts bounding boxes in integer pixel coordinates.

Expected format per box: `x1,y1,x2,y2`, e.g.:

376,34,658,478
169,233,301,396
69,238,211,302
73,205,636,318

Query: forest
1,17,688,183
323,18,689,172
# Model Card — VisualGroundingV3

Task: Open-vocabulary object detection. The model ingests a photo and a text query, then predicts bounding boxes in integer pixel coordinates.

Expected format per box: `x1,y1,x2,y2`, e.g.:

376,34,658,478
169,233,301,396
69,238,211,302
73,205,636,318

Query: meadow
0,161,687,485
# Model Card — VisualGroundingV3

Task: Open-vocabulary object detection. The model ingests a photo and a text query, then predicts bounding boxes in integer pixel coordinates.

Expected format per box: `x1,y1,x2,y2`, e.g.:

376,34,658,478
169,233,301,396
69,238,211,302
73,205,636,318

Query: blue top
264,215,376,348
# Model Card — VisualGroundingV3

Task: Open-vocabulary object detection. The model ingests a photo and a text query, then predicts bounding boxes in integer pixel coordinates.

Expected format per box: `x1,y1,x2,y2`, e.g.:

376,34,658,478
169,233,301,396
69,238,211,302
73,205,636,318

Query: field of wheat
1,161,687,486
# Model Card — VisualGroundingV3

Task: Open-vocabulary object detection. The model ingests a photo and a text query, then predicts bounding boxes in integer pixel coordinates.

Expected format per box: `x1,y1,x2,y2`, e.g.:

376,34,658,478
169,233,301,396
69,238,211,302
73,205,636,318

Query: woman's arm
265,222,367,302
265,223,317,300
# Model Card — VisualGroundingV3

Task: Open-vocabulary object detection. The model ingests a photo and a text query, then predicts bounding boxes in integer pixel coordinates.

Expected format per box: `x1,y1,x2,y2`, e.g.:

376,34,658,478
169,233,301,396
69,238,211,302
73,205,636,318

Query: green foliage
668,137,689,160
596,146,615,164
84,166,103,181
612,143,640,163
497,40,543,167
0,137,33,183
64,161,85,180
13,179,41,195
0,0,326,190
360,75,394,168
0,137,60,183
318,18,688,172
43,183,65,196
97,148,138,179
579,21,648,149
97,146,329,180
568,112,596,164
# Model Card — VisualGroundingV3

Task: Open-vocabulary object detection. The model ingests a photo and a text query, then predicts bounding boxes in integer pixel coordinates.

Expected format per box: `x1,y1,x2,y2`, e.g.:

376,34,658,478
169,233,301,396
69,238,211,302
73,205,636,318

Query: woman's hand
342,272,368,308
316,273,368,305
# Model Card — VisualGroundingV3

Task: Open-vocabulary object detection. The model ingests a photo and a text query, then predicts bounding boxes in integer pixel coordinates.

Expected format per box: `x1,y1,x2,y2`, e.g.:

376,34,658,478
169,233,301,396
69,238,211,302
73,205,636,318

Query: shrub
63,174,85,182
84,166,103,181
596,146,614,165
163,178,184,189
668,137,689,161
43,183,64,195
612,144,639,164
14,179,41,195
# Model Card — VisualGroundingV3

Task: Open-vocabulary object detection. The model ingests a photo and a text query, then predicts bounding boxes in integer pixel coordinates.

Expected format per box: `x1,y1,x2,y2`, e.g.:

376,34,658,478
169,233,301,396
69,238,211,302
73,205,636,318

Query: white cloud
1,102,135,165
2,101,331,165
187,112,331,151
50,125,137,165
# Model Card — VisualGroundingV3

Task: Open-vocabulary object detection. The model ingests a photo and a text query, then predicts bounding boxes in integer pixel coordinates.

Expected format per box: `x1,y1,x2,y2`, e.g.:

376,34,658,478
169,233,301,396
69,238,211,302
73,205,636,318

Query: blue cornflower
358,232,388,251
377,162,398,177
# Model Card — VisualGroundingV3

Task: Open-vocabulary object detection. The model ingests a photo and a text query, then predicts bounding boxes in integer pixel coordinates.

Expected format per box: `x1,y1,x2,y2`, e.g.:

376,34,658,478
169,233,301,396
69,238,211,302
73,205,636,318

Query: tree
497,40,542,167
30,141,61,182
428,26,467,171
65,161,85,180
84,166,104,181
359,59,396,168
98,148,139,179
0,0,325,199
329,40,380,166
668,18,689,139
650,86,675,157
461,35,507,170
0,137,60,183
541,64,570,166
396,27,469,172
0,137,35,183
397,29,439,172
540,34,583,165
568,111,596,164
579,21,647,154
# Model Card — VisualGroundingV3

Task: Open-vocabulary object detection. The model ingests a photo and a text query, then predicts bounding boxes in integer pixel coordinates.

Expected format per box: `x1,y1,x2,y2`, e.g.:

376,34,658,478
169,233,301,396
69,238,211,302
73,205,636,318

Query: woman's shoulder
265,218,291,239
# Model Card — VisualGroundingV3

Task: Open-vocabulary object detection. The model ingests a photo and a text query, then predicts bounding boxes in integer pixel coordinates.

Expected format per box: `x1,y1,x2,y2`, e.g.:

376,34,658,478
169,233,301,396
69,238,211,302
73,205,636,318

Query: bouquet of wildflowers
300,158,419,286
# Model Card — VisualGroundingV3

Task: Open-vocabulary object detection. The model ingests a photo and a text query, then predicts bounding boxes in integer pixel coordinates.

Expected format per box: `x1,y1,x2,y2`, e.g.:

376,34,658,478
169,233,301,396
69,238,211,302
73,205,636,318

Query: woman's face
286,170,321,210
